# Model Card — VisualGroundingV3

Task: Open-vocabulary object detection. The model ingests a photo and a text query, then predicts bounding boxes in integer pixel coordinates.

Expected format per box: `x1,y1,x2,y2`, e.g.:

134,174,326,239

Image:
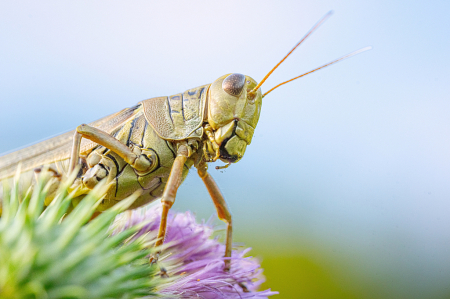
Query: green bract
0,172,156,299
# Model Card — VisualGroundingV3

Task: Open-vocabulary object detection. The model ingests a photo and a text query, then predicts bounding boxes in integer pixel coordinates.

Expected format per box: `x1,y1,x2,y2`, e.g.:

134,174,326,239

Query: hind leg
69,124,156,174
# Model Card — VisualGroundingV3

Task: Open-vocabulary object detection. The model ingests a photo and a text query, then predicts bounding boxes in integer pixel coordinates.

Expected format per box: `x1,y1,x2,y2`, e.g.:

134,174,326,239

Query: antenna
262,46,372,97
248,11,333,98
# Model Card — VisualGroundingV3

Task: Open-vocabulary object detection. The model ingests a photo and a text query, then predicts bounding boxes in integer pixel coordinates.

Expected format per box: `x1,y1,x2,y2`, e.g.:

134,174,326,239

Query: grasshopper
0,12,369,270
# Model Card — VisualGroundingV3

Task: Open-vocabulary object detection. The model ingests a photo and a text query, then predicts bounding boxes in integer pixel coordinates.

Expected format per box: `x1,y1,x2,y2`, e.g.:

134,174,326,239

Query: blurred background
1,1,449,298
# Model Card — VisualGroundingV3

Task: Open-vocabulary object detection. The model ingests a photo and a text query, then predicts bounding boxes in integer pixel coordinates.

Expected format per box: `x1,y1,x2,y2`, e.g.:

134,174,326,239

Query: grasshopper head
202,12,371,167
206,73,262,164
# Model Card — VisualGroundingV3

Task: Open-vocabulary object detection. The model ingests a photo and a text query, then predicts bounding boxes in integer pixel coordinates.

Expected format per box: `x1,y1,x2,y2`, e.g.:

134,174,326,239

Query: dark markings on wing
199,88,205,116
199,87,205,99
140,120,148,147
126,117,137,146
181,93,185,121
167,98,174,124
0,104,141,180
112,124,123,138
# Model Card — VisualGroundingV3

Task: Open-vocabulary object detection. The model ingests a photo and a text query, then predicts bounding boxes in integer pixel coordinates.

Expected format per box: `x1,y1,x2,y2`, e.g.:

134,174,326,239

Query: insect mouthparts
216,162,231,170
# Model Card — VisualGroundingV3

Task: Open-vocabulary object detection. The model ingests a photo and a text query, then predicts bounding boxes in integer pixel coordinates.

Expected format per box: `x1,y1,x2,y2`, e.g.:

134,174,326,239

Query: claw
238,282,250,293
159,266,169,278
149,253,169,278
149,252,159,266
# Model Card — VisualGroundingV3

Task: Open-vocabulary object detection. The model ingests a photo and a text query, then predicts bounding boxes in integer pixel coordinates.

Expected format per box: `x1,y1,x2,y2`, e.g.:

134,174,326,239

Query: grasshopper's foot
159,266,169,278
149,252,169,277
149,252,160,266
238,282,250,293
224,263,230,272
223,260,249,292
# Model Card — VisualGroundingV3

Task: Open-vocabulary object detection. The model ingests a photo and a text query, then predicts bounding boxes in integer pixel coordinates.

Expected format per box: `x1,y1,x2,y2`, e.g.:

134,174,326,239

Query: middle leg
151,144,189,265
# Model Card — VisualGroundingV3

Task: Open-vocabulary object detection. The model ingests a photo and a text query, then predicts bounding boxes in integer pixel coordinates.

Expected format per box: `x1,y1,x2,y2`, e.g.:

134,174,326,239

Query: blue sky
1,1,450,297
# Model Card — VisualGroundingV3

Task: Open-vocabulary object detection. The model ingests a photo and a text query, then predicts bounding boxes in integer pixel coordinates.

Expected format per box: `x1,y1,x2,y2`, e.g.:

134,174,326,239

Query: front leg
197,162,233,271
152,144,189,261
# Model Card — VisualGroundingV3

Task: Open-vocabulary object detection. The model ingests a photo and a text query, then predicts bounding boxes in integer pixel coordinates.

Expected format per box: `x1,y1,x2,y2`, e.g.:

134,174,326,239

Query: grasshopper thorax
205,73,262,164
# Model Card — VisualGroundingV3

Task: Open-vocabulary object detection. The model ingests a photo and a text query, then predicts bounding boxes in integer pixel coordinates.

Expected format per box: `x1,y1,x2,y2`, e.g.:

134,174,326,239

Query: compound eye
222,73,246,97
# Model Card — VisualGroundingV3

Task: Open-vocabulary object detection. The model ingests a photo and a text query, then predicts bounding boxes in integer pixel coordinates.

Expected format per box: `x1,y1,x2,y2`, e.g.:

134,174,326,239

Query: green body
0,75,263,213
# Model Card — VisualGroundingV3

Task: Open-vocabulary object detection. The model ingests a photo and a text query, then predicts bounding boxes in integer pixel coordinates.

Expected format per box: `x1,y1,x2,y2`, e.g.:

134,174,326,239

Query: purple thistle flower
112,203,278,298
